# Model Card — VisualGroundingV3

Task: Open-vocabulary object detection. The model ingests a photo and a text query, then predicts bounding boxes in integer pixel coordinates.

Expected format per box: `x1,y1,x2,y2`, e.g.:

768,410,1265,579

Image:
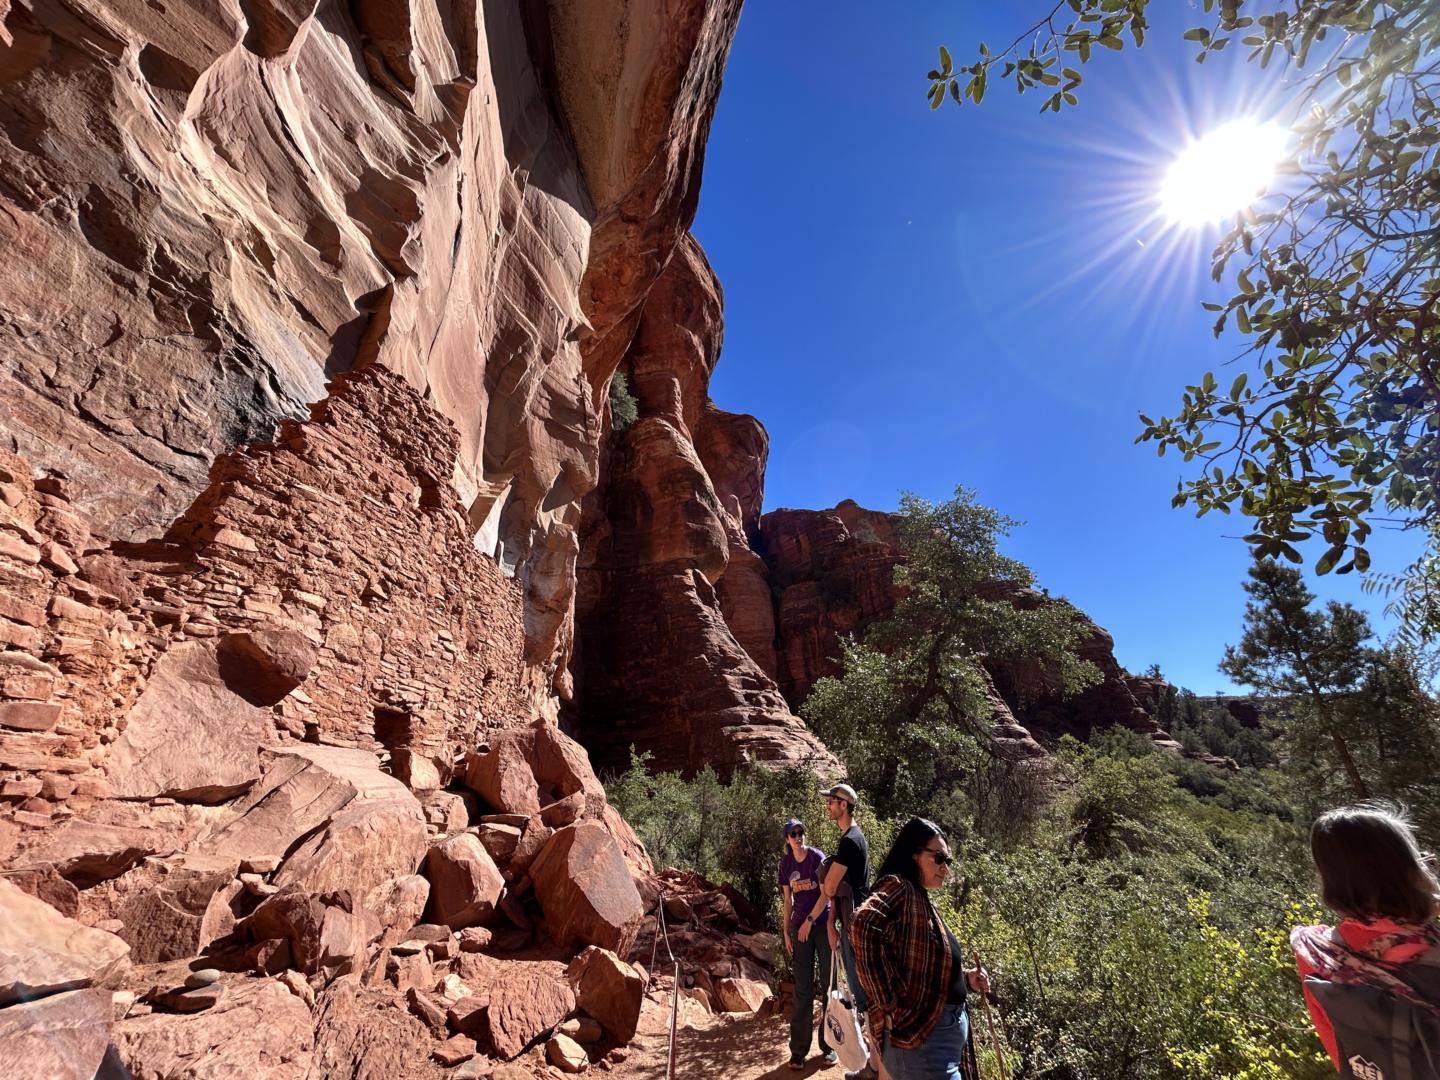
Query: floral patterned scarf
1290,918,1440,1017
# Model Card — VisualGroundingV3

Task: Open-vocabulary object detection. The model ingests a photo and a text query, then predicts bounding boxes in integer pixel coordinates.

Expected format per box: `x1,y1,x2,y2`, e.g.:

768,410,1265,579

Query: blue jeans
838,925,870,1014
790,924,833,1060
882,1003,970,1079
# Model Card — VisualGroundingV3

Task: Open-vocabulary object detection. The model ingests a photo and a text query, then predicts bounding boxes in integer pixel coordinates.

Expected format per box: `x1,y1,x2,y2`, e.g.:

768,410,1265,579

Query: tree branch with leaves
929,0,1440,641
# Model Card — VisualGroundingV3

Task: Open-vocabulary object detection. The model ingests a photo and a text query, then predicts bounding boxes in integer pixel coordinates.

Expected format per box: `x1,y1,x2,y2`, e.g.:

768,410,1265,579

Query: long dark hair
1311,803,1439,924
876,817,944,886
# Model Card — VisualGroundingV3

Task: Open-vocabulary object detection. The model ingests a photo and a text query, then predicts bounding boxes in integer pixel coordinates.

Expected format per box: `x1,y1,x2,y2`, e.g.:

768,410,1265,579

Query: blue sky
691,2,1422,695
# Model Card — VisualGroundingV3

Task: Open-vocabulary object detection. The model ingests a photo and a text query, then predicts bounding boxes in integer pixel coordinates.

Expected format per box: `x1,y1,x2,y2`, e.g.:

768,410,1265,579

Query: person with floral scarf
1292,803,1440,1077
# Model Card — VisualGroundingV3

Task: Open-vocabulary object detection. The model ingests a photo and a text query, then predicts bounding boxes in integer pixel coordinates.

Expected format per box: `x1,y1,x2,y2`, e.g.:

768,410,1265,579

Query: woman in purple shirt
780,817,837,1070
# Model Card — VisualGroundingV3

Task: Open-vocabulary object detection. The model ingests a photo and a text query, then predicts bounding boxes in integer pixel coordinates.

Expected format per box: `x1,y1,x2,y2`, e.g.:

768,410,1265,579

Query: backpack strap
1413,1007,1440,1079
1390,1005,1415,1080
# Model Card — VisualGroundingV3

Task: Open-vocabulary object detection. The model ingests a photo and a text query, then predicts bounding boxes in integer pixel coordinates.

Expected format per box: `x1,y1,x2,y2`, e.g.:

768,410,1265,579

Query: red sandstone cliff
755,502,1177,751
0,0,741,710
571,237,832,777
0,2,793,1075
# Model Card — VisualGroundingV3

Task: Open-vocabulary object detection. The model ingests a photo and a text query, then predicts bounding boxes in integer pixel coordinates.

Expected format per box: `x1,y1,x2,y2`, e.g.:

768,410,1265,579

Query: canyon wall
0,1,810,1075
0,0,743,708
571,237,831,776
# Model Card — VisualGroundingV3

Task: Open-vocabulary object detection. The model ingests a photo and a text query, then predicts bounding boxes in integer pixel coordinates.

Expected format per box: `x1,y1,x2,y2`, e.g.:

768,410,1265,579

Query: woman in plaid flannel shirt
850,818,990,1080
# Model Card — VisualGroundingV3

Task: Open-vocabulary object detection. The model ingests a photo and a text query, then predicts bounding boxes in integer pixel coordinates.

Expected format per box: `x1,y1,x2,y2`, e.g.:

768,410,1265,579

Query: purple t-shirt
778,845,829,928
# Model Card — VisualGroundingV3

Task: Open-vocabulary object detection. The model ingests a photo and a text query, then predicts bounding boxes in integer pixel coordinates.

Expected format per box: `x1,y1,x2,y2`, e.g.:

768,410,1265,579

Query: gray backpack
1305,946,1440,1080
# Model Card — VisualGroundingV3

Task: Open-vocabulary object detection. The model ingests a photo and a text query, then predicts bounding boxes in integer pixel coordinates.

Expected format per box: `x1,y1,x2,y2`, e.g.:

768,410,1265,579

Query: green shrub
608,371,639,431
605,751,834,912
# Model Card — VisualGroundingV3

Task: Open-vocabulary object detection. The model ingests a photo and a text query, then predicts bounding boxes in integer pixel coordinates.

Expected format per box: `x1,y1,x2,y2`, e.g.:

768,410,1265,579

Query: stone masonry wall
0,364,532,853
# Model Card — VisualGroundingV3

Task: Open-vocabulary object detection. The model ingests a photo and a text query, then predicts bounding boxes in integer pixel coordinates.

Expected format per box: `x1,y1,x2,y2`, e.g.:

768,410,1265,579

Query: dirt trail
609,995,843,1080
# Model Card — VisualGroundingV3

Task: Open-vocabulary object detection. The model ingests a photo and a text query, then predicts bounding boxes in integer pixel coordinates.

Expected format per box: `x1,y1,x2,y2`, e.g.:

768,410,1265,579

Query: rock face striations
0,0,742,707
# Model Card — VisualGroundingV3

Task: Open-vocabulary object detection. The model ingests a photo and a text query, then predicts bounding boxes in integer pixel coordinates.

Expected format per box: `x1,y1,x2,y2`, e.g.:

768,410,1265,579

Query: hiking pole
667,959,679,1080
971,950,1008,1080
656,888,680,1080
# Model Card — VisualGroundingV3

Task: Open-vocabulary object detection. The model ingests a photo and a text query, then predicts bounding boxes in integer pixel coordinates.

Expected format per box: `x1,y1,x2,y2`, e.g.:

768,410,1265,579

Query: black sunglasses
788,829,805,838
925,849,954,866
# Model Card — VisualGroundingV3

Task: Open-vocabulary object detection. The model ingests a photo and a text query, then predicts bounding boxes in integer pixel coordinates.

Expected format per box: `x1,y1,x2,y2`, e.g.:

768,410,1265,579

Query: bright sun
1159,119,1290,227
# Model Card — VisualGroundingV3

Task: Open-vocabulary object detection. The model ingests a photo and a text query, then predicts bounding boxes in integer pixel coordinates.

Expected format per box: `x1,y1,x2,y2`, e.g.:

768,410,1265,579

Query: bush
605,729,1333,1079
605,752,833,912
953,748,1328,1080
608,372,638,431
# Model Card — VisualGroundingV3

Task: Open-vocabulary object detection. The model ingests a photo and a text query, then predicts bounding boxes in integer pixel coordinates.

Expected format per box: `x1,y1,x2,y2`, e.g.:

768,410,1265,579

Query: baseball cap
820,782,858,805
782,818,804,839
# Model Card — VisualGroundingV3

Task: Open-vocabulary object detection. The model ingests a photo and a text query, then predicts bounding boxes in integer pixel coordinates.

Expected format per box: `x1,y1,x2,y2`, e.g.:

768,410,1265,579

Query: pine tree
1220,560,1372,797
802,487,1101,819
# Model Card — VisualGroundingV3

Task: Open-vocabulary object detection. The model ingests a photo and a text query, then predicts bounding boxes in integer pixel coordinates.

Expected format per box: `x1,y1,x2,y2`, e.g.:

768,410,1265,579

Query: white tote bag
824,940,870,1072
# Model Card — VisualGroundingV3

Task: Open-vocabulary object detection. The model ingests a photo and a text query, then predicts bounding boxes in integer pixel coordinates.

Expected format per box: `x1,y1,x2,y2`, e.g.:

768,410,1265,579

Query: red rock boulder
0,878,130,1005
104,641,272,803
268,746,429,905
113,977,314,1079
239,889,371,978
463,720,605,820
0,988,112,1080
566,946,644,1043
214,628,318,706
530,822,644,957
423,832,505,929
481,964,576,1060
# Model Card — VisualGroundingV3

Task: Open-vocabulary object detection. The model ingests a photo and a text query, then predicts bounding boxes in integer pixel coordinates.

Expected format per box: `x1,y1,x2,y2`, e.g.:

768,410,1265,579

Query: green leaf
1230,373,1248,399
939,45,953,75
1315,544,1345,575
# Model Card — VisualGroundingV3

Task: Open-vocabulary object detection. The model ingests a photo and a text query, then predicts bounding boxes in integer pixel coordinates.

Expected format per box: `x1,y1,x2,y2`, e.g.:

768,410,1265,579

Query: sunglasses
788,829,805,838
925,849,954,866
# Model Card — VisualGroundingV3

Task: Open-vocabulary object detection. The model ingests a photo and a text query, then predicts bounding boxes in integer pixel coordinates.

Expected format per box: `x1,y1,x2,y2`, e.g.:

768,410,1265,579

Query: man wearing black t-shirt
805,782,878,1080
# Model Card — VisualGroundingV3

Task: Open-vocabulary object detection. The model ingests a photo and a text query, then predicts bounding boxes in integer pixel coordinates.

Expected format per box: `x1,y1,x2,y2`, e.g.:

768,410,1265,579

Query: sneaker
788,1058,806,1071
821,1050,839,1066
843,1068,878,1080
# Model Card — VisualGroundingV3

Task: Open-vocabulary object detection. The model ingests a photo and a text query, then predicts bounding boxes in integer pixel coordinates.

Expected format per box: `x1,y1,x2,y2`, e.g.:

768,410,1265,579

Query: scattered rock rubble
0,707,792,1078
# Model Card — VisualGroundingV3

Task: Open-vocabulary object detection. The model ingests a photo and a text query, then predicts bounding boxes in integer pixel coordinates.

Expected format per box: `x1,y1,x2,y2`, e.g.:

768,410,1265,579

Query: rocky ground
0,708,787,1077
608,993,840,1080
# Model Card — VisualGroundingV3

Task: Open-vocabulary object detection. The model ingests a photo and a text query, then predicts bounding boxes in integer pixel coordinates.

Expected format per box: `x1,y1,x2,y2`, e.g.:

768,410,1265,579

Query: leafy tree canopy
929,1,1440,640
802,487,1101,818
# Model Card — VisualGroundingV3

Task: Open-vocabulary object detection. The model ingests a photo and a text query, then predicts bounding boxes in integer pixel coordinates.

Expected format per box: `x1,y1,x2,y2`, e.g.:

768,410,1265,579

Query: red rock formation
756,502,1171,750
759,501,903,705
0,365,531,797
977,582,1180,749
0,0,742,705
0,360,662,1075
572,238,833,776
0,0,819,1073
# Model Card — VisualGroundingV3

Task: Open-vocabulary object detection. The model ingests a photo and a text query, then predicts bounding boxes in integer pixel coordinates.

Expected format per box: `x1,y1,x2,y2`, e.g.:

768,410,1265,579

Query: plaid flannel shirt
849,873,956,1049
